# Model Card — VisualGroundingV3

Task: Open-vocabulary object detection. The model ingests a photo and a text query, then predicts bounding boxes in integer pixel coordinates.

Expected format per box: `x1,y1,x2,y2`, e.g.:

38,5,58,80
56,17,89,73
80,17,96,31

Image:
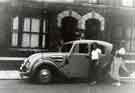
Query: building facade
0,0,135,56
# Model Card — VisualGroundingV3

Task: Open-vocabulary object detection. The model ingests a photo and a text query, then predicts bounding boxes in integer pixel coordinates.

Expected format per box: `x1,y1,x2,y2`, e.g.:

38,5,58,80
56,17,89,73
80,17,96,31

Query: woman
89,43,102,85
109,43,129,86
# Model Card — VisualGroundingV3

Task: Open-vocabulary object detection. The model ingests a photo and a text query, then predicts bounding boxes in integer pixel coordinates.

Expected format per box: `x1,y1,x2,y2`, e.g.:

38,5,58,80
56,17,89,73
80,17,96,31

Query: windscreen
61,43,73,52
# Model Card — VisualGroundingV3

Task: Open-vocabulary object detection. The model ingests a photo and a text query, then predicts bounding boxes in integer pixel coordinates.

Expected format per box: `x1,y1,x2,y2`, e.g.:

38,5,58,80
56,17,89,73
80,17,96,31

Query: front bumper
19,65,31,78
20,71,30,77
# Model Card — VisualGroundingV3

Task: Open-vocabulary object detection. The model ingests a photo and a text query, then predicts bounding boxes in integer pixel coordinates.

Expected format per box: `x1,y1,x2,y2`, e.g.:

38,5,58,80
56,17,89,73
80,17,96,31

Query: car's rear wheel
36,68,52,84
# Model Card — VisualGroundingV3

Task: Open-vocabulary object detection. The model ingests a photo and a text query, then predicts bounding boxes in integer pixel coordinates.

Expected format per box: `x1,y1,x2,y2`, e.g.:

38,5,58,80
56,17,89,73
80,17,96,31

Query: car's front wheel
36,68,52,84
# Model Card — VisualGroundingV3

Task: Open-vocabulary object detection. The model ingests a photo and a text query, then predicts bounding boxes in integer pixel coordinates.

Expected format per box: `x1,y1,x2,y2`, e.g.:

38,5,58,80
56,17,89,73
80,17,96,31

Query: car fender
31,59,61,76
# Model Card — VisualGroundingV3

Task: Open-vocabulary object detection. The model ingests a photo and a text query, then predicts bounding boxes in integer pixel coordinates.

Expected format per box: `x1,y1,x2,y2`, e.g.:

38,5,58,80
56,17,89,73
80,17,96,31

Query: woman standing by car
89,43,102,85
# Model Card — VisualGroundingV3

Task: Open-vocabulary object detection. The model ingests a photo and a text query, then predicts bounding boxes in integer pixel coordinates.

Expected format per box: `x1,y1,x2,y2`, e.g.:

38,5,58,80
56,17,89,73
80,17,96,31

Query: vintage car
20,40,113,83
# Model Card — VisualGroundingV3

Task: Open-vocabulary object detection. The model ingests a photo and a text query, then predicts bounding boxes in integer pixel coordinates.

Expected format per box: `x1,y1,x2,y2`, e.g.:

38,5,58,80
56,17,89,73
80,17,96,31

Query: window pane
125,40,131,51
73,44,79,53
31,19,40,32
42,35,46,48
12,32,18,46
61,43,73,52
131,40,135,51
13,16,19,30
31,34,39,47
24,18,30,32
125,27,132,39
0,0,9,2
65,0,74,2
73,43,88,53
22,33,30,47
89,0,98,3
122,0,133,7
132,29,135,39
36,0,74,3
43,20,46,33
79,44,88,53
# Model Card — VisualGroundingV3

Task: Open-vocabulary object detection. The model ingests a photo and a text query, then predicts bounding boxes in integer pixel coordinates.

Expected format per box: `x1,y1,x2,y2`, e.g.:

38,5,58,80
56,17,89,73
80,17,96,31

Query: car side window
90,43,105,54
79,44,88,53
73,43,88,54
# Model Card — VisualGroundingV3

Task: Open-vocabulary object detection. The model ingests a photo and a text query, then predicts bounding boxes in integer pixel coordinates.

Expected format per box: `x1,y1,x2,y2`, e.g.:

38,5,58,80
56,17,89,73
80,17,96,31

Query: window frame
11,16,19,47
22,17,40,48
11,16,47,49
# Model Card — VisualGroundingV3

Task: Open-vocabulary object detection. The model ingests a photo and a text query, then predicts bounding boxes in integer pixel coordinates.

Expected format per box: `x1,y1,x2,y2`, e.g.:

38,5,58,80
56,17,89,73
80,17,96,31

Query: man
89,43,102,85
109,42,129,86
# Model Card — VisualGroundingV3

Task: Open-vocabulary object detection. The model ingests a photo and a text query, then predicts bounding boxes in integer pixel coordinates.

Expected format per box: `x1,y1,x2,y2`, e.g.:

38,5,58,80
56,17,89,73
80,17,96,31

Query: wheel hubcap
39,69,51,83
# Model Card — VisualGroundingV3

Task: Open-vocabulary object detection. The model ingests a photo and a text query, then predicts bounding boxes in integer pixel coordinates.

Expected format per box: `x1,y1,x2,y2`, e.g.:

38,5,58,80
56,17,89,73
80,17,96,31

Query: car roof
64,40,113,49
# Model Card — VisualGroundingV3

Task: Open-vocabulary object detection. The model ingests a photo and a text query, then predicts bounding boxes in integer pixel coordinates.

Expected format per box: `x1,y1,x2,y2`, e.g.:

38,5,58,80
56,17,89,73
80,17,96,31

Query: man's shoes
112,82,121,87
89,81,96,86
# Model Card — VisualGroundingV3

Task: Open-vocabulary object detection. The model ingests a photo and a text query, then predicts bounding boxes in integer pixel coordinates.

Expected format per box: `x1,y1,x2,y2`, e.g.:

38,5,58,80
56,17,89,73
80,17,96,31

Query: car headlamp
22,58,31,68
25,61,31,68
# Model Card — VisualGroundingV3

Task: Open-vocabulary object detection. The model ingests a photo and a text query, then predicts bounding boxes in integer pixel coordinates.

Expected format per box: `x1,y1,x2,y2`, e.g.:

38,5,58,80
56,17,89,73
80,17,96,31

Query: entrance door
85,19,101,40
61,17,79,42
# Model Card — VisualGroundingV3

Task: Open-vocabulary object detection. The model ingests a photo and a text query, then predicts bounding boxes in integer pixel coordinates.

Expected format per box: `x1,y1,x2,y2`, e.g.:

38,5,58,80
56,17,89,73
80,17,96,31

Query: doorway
61,17,79,42
85,19,101,40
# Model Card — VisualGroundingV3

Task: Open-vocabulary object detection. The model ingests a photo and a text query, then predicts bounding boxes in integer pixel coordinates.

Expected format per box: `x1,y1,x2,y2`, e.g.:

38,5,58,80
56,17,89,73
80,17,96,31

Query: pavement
0,58,134,80
0,70,21,79
0,70,135,81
